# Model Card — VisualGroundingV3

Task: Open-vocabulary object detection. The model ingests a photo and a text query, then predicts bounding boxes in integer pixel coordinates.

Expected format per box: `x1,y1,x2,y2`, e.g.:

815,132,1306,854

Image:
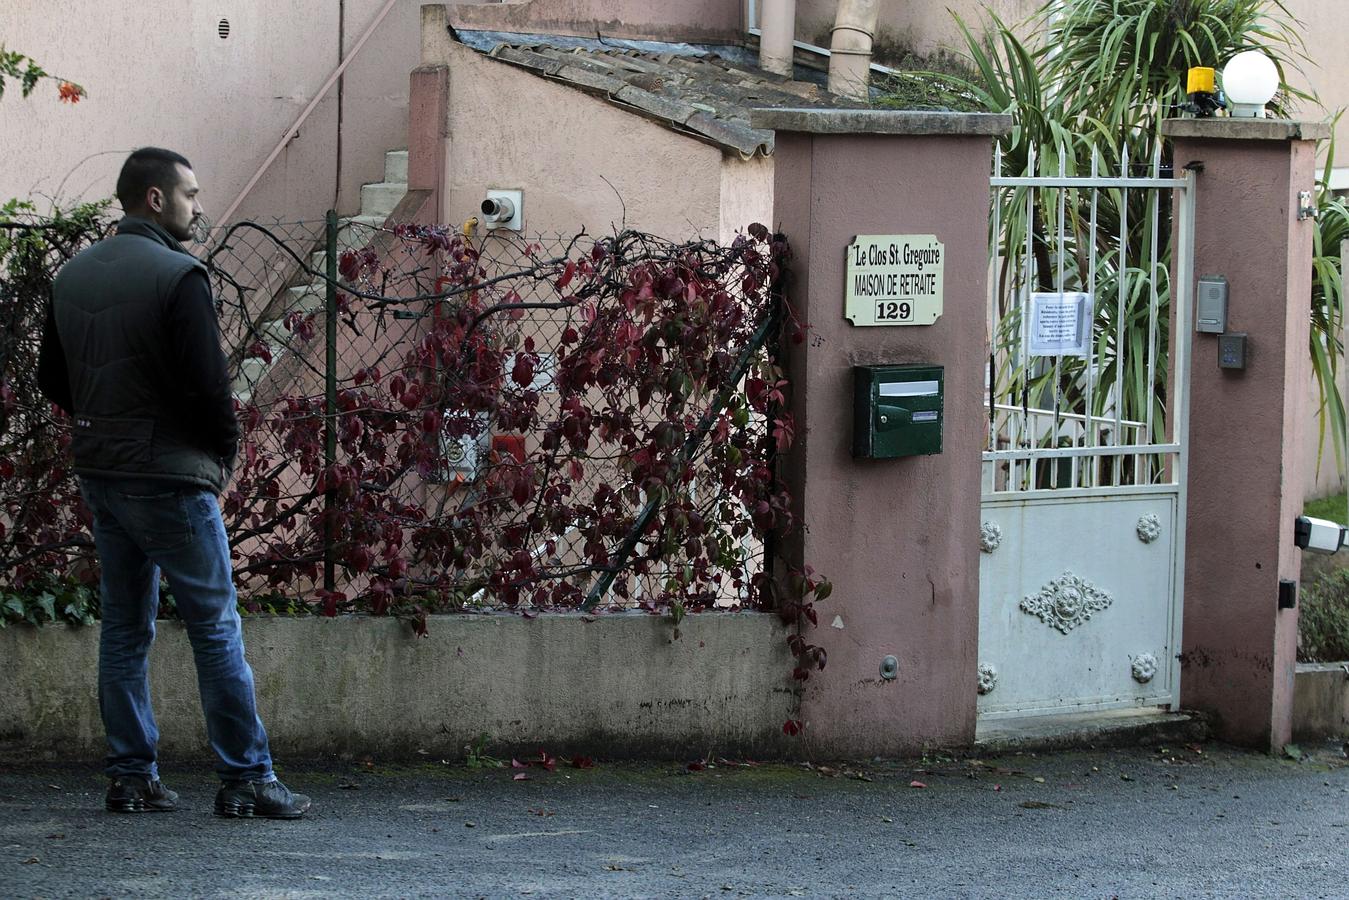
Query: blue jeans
79,477,273,782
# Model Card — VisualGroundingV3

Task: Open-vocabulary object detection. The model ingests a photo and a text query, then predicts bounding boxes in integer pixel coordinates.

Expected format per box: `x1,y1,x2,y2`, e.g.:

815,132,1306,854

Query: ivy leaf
36,592,56,622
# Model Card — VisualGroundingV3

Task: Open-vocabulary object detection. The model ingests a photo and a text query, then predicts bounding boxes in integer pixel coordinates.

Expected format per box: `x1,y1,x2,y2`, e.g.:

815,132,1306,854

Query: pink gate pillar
752,110,1010,755
1162,118,1329,751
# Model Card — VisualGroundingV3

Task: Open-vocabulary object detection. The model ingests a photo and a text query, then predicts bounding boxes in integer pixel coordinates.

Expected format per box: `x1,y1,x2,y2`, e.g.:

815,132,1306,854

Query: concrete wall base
1293,662,1349,742
0,613,795,762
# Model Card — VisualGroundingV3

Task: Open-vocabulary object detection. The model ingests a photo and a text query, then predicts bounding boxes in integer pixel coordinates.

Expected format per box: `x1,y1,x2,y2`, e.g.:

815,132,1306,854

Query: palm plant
885,0,1342,476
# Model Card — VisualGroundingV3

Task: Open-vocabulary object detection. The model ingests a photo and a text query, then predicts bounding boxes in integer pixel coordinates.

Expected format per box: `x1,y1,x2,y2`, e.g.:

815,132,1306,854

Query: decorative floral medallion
1019,571,1114,634
1136,513,1162,544
977,663,998,695
980,521,1003,554
1131,653,1159,683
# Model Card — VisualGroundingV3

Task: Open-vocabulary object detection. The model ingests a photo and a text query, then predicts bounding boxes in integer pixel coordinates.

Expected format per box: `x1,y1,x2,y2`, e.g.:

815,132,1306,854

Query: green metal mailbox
852,365,944,458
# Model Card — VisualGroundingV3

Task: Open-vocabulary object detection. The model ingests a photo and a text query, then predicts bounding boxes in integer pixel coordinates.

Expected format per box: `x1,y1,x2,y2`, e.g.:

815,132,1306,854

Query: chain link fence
1,204,789,622
203,213,785,618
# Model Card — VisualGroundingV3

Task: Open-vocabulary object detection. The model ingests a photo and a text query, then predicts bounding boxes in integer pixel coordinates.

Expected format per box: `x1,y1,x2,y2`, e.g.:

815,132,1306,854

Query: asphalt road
2,742,1347,899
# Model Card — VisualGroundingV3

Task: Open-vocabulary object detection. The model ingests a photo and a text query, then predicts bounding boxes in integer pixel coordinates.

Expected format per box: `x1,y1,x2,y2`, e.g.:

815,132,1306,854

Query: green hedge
1299,569,1349,663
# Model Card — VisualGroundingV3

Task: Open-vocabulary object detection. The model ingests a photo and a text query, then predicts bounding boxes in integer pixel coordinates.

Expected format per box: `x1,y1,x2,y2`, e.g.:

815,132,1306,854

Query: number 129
875,300,912,322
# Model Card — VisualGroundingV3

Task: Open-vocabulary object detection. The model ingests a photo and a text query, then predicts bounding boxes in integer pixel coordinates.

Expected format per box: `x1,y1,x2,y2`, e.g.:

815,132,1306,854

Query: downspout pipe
827,0,880,99
758,0,796,77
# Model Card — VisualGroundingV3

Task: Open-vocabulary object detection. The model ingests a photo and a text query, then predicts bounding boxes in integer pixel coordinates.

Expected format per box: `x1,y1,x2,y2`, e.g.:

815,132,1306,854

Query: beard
165,214,202,244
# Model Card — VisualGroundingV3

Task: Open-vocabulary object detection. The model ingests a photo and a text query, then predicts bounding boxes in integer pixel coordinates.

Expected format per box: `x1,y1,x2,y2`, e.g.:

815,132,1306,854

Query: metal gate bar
985,154,1193,498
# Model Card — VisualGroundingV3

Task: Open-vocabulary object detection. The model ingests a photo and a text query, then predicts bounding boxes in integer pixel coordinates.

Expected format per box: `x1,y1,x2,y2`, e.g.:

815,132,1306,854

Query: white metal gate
977,146,1195,719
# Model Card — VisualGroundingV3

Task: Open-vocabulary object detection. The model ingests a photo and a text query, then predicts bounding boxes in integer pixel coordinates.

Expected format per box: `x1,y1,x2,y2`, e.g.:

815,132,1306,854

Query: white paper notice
1028,292,1091,357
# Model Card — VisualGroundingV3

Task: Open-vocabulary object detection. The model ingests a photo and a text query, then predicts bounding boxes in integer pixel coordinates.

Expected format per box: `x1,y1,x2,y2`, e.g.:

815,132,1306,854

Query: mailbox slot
852,365,943,458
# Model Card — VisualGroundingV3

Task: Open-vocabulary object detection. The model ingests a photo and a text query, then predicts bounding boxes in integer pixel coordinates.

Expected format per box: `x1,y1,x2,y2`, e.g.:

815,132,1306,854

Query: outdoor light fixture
1221,50,1279,118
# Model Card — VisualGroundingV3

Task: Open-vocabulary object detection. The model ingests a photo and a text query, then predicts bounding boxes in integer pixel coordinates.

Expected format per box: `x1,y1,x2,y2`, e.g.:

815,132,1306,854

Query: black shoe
214,778,311,819
105,775,179,813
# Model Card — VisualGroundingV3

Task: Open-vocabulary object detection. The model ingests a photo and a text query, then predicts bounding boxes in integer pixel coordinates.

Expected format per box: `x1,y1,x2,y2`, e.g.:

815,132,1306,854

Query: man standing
39,147,309,819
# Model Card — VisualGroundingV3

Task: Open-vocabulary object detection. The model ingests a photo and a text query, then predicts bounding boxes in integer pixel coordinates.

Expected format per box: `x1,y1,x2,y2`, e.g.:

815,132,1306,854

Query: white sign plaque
1028,292,1092,357
844,235,945,326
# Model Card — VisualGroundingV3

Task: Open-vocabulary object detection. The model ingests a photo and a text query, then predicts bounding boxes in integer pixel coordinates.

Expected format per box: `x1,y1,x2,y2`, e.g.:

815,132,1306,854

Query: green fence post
324,210,338,594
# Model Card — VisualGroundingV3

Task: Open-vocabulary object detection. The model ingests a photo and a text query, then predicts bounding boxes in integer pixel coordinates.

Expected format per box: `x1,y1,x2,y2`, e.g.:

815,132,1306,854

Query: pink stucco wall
438,41,725,238
1,0,435,221
763,120,1002,755
445,0,744,43
789,0,1026,55
719,155,776,246
1169,122,1321,750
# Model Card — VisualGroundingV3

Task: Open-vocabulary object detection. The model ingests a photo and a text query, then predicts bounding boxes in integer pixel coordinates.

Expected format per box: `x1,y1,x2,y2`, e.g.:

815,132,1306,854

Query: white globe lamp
1222,50,1279,118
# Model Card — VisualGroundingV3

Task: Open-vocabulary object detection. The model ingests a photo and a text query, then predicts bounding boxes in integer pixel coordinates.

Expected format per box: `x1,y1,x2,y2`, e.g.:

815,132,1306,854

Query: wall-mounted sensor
1294,515,1347,554
481,189,523,231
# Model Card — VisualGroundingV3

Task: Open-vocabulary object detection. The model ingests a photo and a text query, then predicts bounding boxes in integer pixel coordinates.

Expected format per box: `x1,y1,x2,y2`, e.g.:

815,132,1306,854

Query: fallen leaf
909,780,927,789
1033,776,1046,784
1121,774,1134,782
1283,744,1303,761
604,863,626,872
464,821,476,828
22,857,39,864
687,761,706,772
513,773,529,781
880,816,893,823
570,756,595,769
511,758,528,769
994,784,1002,792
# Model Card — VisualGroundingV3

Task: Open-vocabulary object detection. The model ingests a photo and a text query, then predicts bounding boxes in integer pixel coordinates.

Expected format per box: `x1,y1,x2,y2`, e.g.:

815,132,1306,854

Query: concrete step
359,181,406,219
258,318,293,345
385,149,408,184
303,218,385,273
341,214,391,239
233,356,272,396
285,284,325,314
974,707,1210,754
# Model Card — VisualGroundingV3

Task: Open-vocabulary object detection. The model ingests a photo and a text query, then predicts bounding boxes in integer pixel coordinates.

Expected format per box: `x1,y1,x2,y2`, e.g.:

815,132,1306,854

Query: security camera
480,196,515,225
1293,515,1347,554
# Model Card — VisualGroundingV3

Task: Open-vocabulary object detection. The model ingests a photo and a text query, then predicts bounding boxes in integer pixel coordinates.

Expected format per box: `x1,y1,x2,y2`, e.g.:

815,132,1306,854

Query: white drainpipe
827,0,881,99
758,0,797,77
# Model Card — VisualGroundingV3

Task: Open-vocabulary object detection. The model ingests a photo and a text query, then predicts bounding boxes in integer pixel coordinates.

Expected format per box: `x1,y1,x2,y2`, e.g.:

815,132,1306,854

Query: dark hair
115,147,192,212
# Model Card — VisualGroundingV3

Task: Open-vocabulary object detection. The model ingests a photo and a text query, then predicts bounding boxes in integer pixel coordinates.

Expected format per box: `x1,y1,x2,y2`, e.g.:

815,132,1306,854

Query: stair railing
208,0,400,240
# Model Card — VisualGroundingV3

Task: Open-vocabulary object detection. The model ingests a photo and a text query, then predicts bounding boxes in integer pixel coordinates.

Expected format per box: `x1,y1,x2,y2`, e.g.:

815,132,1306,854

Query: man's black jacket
38,216,240,494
